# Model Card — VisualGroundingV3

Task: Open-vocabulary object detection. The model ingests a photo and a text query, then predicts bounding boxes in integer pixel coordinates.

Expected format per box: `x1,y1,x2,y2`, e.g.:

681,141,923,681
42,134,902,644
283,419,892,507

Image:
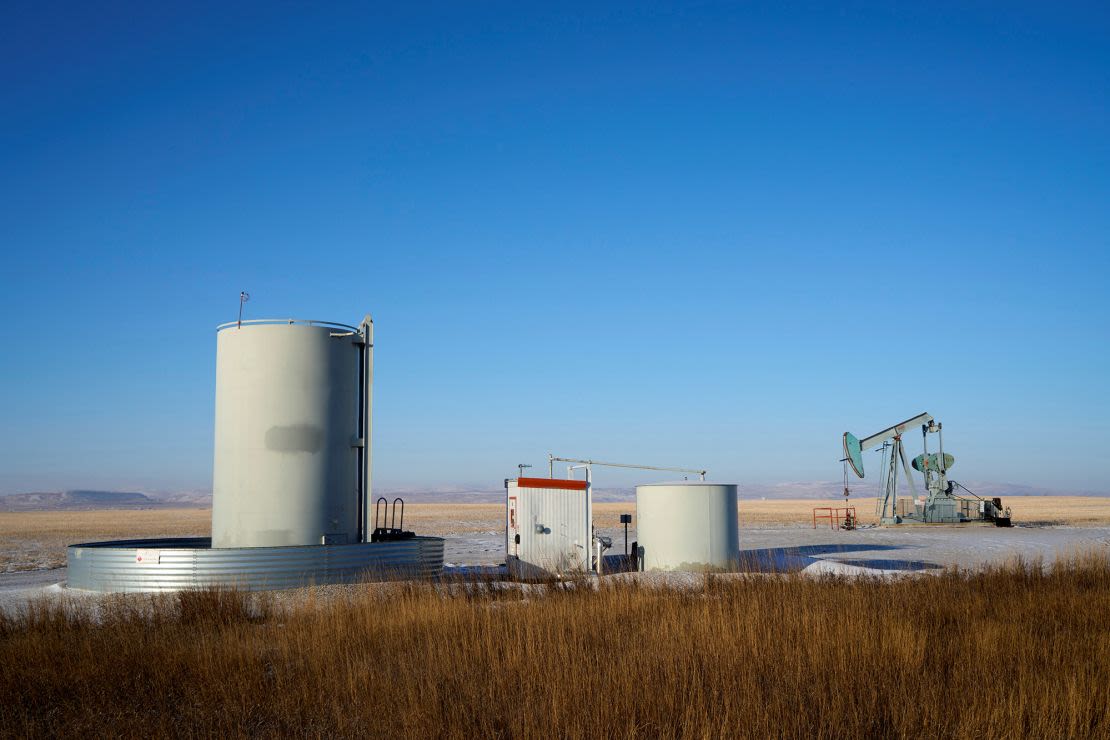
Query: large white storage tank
635,482,739,571
212,319,370,548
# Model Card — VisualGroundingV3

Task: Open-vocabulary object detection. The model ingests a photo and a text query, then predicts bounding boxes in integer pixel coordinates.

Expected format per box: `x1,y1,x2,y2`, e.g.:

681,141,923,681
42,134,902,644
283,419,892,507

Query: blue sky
1,2,1108,494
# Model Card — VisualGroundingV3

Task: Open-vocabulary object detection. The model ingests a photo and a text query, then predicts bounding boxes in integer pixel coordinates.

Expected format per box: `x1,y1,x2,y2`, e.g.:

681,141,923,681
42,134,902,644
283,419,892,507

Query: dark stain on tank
265,424,324,453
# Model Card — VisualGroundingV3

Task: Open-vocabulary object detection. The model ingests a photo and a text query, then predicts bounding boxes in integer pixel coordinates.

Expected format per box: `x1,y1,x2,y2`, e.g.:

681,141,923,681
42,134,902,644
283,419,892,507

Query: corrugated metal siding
66,537,444,593
508,481,590,576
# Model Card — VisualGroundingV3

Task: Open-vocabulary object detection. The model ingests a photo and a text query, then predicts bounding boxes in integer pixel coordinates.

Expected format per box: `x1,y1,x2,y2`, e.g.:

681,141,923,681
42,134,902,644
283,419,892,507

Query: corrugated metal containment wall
67,537,444,593
505,477,591,578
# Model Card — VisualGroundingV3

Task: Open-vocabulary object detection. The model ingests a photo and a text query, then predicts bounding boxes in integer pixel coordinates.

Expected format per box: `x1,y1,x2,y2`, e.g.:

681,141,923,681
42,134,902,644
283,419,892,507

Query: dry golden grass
2,555,1108,738
992,496,1110,526
733,496,1110,527
391,502,503,534
737,498,879,526
0,509,210,572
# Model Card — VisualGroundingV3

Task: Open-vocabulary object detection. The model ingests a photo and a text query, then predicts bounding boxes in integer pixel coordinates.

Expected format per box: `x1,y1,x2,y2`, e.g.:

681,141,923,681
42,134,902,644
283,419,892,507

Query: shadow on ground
739,544,942,573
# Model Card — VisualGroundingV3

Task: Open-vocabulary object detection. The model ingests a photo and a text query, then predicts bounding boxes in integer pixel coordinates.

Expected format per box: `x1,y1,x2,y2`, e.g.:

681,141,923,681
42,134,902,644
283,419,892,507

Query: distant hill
736,480,1110,500
0,490,208,512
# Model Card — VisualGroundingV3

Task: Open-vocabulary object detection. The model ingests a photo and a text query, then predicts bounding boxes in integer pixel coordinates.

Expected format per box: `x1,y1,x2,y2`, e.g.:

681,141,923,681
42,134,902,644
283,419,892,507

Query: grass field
3,497,1109,573
0,509,211,573
1,554,1108,738
2,499,1109,736
732,495,1110,526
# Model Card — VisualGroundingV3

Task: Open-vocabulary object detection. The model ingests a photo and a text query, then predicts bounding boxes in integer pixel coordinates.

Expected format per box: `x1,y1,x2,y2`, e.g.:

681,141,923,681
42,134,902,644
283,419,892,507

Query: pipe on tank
358,315,374,543
357,338,364,542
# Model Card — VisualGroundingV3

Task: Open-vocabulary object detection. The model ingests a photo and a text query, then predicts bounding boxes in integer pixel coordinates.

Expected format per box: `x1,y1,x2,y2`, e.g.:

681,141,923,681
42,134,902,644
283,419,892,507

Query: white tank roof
638,481,736,487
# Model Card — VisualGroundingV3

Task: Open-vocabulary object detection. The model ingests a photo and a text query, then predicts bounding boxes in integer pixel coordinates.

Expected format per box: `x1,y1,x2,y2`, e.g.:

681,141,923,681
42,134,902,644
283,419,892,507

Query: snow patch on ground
800,559,910,578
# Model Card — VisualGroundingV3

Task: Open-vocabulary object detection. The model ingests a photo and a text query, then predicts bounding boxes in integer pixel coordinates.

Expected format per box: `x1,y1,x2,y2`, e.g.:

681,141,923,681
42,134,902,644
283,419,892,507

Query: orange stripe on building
516,477,589,491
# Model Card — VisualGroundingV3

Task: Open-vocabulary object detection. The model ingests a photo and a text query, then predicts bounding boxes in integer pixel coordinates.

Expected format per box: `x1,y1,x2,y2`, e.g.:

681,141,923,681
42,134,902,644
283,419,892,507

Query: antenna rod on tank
237,291,250,328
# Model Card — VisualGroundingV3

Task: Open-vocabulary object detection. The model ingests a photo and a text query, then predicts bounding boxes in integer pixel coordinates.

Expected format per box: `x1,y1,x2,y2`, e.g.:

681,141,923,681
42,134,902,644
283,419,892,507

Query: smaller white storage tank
635,482,739,572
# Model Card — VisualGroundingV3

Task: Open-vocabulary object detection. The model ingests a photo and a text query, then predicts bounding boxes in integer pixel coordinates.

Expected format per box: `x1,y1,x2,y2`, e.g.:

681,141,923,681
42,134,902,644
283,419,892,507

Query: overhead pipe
548,455,706,481
552,456,706,576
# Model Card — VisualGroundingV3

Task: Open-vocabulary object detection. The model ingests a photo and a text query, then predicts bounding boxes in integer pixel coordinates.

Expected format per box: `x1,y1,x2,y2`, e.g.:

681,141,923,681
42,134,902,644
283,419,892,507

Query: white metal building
505,477,591,578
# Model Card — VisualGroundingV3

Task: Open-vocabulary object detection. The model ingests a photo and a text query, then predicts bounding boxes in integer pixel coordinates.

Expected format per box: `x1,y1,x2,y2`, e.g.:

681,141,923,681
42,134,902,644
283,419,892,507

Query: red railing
813,506,858,530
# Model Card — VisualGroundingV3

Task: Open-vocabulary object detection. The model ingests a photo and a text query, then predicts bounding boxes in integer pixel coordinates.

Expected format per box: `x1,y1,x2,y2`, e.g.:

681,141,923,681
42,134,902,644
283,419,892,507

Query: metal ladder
370,497,416,542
